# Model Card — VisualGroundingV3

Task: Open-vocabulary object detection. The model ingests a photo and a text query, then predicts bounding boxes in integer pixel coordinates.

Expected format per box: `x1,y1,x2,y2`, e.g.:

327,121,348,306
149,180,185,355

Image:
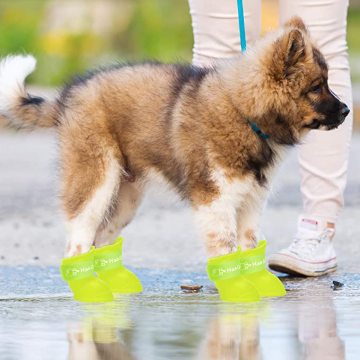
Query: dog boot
94,237,143,294
60,249,114,303
207,251,260,302
240,240,286,297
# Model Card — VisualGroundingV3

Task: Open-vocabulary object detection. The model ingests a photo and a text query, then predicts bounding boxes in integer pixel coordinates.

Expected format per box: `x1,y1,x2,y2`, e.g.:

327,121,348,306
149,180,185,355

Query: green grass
348,8,360,54
348,8,360,82
121,0,193,62
0,1,43,54
0,0,193,85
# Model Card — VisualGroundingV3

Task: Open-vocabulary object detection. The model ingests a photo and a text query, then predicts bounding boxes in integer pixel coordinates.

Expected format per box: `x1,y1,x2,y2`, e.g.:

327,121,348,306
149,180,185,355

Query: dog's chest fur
143,141,283,209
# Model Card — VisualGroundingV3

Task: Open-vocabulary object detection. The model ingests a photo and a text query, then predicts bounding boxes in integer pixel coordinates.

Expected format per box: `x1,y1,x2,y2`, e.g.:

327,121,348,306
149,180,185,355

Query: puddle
0,267,359,359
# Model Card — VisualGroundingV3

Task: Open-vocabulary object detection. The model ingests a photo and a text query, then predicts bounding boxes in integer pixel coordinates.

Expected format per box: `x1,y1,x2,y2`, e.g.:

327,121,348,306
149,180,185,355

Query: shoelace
288,228,334,258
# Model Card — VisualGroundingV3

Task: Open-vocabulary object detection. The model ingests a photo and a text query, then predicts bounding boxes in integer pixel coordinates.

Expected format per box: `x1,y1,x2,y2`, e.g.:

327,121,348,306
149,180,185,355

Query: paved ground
1,130,360,271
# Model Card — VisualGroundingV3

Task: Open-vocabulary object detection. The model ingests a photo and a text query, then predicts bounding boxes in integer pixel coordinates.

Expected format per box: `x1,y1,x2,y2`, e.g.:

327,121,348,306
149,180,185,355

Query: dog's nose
341,105,350,118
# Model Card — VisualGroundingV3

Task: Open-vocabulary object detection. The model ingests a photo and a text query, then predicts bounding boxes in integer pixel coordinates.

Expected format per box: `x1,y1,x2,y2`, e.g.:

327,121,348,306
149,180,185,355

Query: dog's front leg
235,190,287,298
193,200,238,258
236,208,260,250
194,197,262,302
237,188,267,250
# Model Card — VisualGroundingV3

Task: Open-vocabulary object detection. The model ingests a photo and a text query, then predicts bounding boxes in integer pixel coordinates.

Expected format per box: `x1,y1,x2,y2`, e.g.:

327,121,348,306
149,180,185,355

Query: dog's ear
271,28,306,80
284,16,308,34
284,29,306,68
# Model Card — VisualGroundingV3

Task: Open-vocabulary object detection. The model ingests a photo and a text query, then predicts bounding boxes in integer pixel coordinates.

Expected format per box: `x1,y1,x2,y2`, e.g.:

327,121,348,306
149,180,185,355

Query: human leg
269,0,353,276
188,0,261,66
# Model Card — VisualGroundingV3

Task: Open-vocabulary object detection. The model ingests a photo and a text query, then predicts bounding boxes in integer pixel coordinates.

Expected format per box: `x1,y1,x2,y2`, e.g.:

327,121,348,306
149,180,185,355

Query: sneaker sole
268,255,337,277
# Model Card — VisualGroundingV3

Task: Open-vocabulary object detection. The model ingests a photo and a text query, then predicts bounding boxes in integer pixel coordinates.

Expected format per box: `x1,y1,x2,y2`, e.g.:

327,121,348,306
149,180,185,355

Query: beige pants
188,0,353,224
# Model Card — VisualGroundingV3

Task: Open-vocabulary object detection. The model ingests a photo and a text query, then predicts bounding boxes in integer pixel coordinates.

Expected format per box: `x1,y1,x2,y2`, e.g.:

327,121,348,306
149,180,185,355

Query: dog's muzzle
324,103,350,130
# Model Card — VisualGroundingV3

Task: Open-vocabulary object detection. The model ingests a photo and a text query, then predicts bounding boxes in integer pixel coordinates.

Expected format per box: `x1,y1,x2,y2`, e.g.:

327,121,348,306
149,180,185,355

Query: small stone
180,284,203,293
33,256,39,260
332,280,344,290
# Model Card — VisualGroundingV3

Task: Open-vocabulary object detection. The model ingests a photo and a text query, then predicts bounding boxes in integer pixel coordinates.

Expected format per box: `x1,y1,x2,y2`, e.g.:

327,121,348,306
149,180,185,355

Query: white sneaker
268,217,337,276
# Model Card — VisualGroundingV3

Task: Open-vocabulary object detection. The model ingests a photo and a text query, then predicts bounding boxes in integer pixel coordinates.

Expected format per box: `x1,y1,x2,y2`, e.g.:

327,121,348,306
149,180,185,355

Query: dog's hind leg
91,180,144,294
59,112,124,258
63,154,122,258
94,181,144,248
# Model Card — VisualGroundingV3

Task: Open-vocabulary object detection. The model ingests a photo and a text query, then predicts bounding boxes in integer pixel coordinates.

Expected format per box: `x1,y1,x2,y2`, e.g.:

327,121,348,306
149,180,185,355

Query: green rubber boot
207,251,260,302
60,249,114,303
94,237,143,294
240,240,286,297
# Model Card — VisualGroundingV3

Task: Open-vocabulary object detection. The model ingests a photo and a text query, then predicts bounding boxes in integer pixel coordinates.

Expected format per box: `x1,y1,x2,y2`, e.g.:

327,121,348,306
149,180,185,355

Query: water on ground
0,267,359,360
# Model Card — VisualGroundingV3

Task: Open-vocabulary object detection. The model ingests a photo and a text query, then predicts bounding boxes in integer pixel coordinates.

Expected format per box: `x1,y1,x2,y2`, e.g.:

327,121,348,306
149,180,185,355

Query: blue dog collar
249,121,270,140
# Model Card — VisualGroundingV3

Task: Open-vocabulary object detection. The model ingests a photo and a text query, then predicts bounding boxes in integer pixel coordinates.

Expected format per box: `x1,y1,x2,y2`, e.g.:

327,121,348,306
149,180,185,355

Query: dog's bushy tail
0,55,59,129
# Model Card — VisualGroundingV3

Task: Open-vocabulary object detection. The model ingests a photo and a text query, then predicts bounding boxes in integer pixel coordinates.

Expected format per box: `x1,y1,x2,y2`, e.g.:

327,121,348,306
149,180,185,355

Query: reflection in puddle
197,304,264,360
67,300,135,360
65,288,345,360
1,270,358,360
297,288,345,360
197,288,345,360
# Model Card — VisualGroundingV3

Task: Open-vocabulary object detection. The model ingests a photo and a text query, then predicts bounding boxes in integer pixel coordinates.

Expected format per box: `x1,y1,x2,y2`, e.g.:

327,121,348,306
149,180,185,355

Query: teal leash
236,0,270,140
236,0,247,53
250,122,270,140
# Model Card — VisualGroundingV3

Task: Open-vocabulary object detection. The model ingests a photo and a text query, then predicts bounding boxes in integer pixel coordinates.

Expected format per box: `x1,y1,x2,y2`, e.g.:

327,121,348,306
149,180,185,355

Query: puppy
0,17,349,260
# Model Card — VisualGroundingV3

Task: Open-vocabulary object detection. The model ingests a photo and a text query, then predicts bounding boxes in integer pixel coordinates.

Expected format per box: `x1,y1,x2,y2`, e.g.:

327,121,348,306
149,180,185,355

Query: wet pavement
1,131,360,359
1,131,360,269
1,266,360,359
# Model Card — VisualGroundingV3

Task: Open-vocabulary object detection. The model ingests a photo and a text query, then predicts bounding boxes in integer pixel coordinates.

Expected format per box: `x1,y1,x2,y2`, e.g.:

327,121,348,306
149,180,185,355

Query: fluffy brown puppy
0,17,349,259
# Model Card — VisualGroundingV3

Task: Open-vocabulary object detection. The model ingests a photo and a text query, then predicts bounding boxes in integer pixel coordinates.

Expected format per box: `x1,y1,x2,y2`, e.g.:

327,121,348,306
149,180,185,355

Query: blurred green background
0,0,359,86
0,0,193,85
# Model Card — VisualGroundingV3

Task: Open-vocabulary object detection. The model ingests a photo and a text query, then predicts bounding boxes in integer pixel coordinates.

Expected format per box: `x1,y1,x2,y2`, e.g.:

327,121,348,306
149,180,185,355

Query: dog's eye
309,84,321,93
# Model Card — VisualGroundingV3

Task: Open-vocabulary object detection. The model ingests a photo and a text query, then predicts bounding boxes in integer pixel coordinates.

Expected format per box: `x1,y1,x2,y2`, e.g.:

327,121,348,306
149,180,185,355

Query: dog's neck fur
187,57,313,188
181,70,289,186
214,58,301,147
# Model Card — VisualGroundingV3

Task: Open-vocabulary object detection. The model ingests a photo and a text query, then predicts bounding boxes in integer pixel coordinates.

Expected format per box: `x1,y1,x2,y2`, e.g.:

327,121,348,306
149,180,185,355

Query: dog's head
275,17,349,131
229,16,349,144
